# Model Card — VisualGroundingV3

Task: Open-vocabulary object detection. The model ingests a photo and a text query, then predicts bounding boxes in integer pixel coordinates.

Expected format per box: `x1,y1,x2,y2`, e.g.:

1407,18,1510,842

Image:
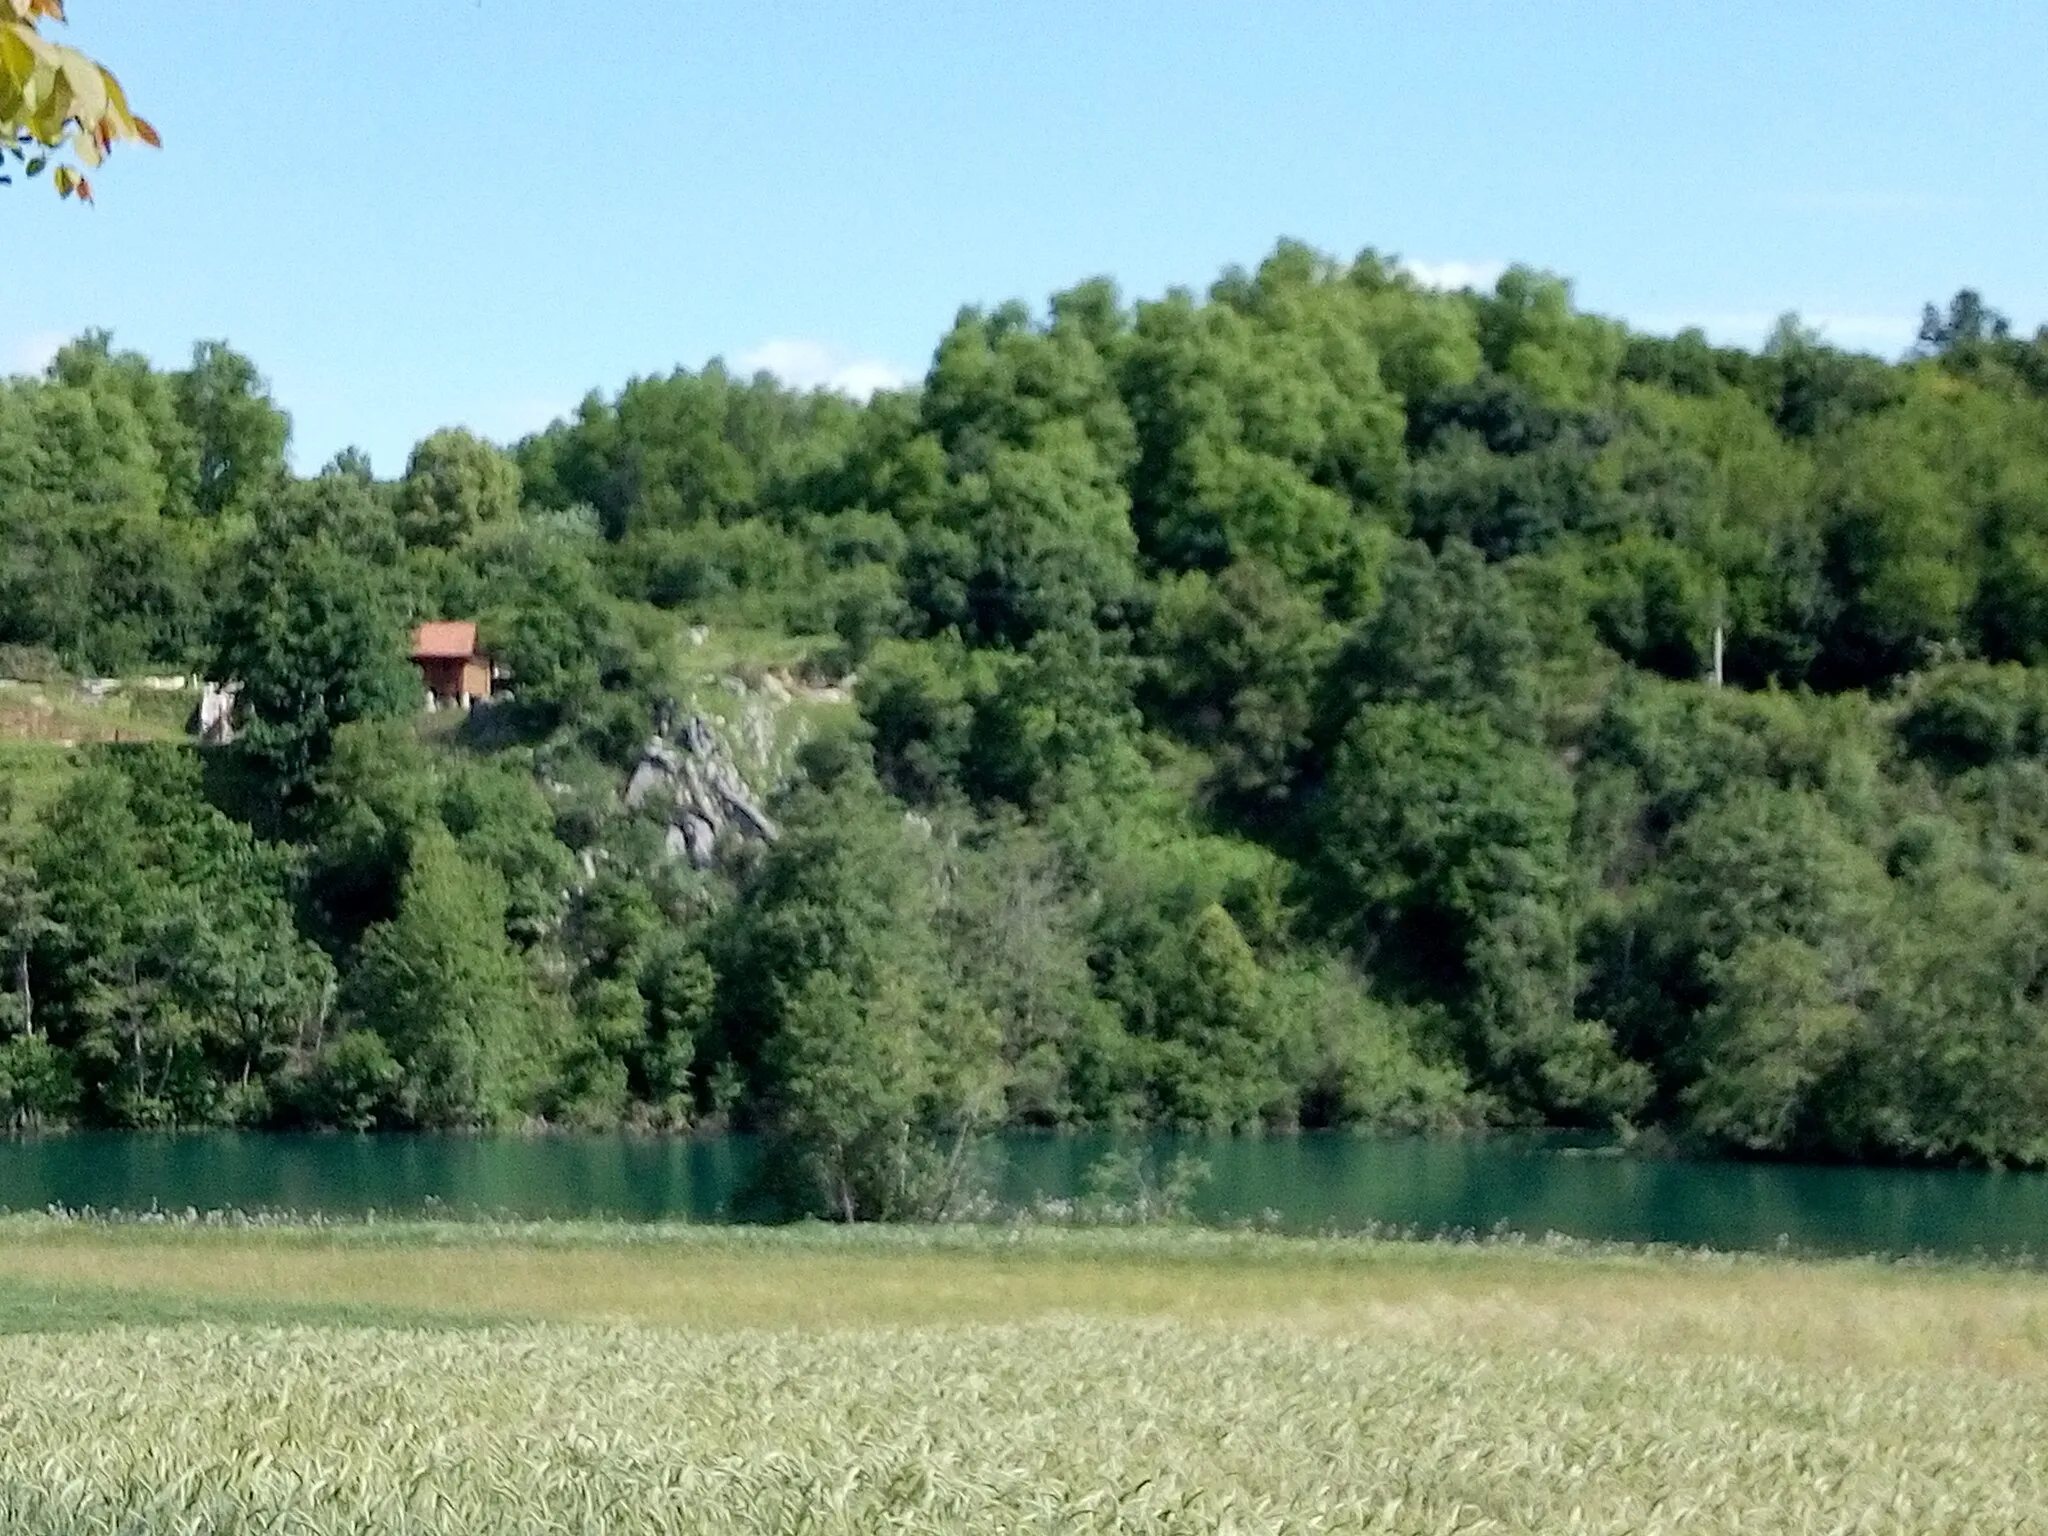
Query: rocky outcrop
625,714,779,868
196,681,238,745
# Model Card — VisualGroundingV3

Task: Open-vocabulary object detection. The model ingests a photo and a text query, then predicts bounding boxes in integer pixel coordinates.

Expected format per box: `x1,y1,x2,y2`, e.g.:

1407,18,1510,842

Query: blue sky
9,1,2044,472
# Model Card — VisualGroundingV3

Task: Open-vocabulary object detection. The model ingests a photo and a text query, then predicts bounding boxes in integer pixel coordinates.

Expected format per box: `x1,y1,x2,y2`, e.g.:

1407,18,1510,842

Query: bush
293,1031,404,1132
0,645,68,684
0,1035,77,1128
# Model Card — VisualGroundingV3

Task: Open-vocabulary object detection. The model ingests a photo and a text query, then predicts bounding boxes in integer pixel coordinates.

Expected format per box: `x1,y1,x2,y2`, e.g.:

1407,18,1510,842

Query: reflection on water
1000,1135,2048,1258
0,1132,2042,1259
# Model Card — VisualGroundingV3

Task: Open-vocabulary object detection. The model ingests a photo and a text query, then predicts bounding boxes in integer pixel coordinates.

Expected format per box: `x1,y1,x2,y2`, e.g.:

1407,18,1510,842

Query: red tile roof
411,621,479,660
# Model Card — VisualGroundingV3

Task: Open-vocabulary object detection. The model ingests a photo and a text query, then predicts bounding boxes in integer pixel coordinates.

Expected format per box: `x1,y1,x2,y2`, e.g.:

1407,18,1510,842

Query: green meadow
0,1219,2042,1533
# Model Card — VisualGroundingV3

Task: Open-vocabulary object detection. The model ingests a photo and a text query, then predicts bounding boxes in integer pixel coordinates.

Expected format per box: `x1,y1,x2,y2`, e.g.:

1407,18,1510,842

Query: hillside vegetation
5,252,2048,1204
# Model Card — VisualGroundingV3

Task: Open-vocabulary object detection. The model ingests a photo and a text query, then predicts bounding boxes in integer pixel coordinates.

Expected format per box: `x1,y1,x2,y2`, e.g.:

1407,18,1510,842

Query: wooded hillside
5,246,2047,1208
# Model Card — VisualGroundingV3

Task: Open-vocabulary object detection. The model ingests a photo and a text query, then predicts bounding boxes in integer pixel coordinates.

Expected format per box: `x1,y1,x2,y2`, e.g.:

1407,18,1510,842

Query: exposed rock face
626,714,779,868
196,681,238,745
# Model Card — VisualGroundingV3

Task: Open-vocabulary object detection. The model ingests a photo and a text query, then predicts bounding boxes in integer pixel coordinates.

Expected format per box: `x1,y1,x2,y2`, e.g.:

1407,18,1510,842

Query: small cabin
410,621,492,709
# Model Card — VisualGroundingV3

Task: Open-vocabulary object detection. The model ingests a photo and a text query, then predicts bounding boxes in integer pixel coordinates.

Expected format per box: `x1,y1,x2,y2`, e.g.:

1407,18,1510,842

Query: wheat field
0,1220,2043,1533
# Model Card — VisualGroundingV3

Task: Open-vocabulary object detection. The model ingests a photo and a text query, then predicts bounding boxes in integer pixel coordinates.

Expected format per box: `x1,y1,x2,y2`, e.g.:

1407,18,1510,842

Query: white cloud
735,339,913,398
1400,259,1507,293
5,332,65,377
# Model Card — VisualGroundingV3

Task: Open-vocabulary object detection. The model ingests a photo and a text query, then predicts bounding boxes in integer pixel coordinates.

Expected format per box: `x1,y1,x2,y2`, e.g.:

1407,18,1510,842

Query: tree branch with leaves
1,0,156,200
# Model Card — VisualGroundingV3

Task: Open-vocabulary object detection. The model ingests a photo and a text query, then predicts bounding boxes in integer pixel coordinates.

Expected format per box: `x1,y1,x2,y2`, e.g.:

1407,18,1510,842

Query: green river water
1,1132,2044,1258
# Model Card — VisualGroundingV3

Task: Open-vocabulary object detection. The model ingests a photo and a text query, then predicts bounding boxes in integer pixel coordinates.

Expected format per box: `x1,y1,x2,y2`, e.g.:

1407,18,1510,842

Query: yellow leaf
0,23,36,89
57,50,104,124
99,59,131,116
3,17,55,71
42,53,67,119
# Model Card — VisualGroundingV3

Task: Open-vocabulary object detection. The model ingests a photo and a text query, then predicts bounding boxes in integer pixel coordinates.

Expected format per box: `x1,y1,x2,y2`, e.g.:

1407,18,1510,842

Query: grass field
0,1220,2042,1532
0,679,194,746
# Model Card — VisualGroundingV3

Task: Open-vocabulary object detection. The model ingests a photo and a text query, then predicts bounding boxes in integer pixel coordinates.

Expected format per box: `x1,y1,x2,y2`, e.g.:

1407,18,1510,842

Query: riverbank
0,1220,2043,1531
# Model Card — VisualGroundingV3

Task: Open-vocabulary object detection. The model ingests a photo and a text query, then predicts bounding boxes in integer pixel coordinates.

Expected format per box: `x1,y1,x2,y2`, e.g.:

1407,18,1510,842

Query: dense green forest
4,245,2048,1211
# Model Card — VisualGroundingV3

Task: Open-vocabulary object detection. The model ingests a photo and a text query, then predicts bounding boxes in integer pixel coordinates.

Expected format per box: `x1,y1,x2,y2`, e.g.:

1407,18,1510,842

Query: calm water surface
0,1132,2044,1259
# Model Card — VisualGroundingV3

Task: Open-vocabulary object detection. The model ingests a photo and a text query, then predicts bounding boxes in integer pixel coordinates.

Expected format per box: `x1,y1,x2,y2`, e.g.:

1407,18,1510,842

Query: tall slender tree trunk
13,948,30,1039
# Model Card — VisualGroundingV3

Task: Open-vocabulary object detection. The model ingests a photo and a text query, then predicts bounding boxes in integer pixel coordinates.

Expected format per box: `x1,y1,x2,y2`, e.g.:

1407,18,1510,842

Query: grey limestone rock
628,713,779,868
196,681,239,745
